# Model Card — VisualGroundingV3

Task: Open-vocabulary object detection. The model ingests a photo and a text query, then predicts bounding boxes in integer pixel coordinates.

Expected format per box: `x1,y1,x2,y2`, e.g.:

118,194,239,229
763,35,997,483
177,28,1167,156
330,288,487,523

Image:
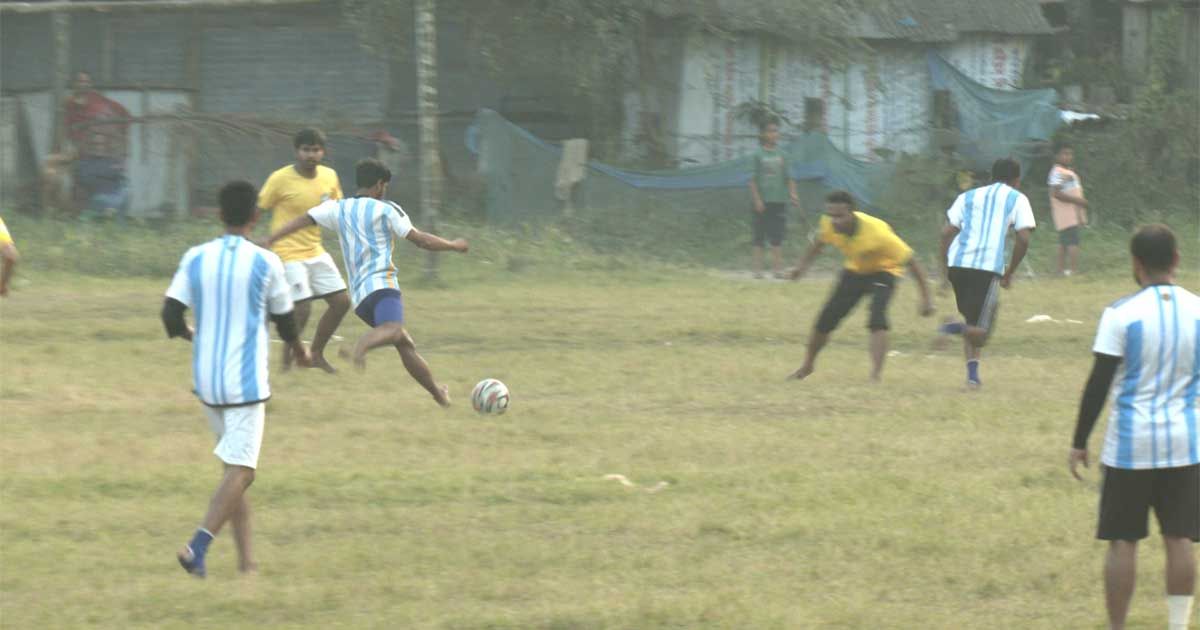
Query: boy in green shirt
749,121,801,278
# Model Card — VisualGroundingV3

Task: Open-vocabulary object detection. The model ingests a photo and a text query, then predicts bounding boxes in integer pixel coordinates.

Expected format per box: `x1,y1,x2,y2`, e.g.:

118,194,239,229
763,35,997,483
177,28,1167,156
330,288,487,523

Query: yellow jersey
259,164,342,262
818,211,913,277
0,216,11,246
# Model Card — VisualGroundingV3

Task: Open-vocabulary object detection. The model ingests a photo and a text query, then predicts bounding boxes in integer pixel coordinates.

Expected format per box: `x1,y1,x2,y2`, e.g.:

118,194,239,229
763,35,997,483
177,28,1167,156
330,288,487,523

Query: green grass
1,219,1197,629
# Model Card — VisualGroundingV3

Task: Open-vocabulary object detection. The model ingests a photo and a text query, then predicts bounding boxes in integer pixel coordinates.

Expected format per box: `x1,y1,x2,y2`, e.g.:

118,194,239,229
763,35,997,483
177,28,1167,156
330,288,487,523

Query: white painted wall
651,29,1037,166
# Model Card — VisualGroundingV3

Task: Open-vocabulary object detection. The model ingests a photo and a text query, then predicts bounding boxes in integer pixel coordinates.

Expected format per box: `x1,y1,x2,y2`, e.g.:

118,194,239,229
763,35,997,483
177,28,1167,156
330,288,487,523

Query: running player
264,158,467,407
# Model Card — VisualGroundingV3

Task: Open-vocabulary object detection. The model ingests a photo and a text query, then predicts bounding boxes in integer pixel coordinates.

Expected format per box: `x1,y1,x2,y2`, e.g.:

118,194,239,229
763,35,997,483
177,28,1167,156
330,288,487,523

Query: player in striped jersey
1070,225,1198,630
265,158,468,407
938,158,1036,389
162,181,311,578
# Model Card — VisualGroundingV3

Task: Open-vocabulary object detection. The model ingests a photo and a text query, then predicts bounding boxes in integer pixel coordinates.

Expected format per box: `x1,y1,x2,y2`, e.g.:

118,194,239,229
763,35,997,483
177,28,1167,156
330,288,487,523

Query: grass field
0,219,1197,629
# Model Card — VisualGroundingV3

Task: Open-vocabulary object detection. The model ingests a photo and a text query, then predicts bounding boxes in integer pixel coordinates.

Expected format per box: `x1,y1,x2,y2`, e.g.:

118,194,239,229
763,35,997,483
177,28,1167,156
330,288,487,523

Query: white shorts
283,252,346,302
203,403,266,469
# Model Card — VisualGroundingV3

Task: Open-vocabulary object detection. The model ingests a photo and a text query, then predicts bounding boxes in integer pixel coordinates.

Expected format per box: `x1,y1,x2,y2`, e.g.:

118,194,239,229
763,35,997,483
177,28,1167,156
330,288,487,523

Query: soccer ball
471,379,510,415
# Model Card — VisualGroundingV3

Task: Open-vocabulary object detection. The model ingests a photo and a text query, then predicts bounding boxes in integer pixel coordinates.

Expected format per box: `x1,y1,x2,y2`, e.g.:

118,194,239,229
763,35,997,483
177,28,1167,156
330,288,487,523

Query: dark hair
294,128,327,149
991,157,1021,183
218,180,258,227
760,119,780,133
1130,224,1177,272
1053,141,1072,155
825,190,855,207
355,158,392,189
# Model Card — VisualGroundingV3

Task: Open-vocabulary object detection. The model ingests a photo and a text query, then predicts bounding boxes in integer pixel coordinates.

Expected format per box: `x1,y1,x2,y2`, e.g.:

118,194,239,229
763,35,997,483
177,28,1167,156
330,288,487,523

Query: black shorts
815,271,896,334
1098,464,1200,541
1058,226,1081,247
947,267,1000,331
752,202,787,247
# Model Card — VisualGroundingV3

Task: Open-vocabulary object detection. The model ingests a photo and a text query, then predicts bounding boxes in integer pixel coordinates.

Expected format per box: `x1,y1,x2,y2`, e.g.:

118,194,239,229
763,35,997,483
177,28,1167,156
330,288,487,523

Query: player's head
355,158,392,199
824,190,857,235
760,120,780,147
293,128,327,170
1053,142,1074,166
1130,224,1178,283
218,180,259,229
991,157,1021,186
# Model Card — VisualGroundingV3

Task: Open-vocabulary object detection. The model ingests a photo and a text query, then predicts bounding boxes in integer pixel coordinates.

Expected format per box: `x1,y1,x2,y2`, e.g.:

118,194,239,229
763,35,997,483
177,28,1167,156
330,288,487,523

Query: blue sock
189,528,214,560
967,360,980,383
939,321,965,335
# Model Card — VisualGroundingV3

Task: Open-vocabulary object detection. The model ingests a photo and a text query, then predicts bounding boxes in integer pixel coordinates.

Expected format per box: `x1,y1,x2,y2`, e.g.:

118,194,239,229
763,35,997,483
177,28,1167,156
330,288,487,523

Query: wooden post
416,0,440,280
51,11,71,151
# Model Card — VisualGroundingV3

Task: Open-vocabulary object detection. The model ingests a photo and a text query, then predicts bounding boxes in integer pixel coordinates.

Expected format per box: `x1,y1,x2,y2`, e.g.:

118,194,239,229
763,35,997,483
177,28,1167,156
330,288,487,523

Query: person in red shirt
64,72,131,218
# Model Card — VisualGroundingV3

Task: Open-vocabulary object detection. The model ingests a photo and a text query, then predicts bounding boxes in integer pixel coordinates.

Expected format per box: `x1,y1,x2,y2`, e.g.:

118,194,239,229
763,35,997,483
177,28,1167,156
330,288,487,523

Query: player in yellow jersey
788,191,934,382
258,129,350,373
0,216,18,297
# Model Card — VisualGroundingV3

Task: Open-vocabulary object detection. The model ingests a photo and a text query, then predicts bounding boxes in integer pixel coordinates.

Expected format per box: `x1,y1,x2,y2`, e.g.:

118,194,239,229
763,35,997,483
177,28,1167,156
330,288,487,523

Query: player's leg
281,260,315,370
1057,241,1067,276
1063,227,1081,276
1097,466,1153,629
1155,465,1198,629
178,404,264,577
791,272,865,380
949,268,996,387
751,211,766,278
865,274,896,381
768,204,786,277
230,494,255,573
306,254,350,373
394,328,451,407
1106,540,1138,630
309,292,348,373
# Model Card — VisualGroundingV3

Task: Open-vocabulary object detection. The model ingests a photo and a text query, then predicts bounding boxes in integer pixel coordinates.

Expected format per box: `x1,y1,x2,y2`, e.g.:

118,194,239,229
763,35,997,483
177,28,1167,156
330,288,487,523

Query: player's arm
1051,187,1089,208
1000,228,1033,288
749,156,764,212
0,241,18,297
405,228,468,253
939,224,960,279
264,214,317,248
906,257,934,316
784,157,800,207
160,298,193,342
789,240,824,280
1069,352,1121,480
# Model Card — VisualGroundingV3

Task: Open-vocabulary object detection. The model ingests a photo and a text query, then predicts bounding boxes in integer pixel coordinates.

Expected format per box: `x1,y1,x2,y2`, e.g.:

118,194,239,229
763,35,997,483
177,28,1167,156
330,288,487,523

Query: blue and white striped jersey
307,197,413,307
165,235,293,407
1094,285,1200,469
945,183,1036,275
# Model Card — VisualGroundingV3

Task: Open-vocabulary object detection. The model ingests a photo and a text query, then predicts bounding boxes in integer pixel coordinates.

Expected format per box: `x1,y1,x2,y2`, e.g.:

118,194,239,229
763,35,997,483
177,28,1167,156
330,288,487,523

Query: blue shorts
355,289,404,328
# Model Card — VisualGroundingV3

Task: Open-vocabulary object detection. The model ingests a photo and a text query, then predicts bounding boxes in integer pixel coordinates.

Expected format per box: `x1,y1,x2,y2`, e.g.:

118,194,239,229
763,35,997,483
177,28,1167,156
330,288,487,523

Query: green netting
473,54,1062,225
926,52,1062,171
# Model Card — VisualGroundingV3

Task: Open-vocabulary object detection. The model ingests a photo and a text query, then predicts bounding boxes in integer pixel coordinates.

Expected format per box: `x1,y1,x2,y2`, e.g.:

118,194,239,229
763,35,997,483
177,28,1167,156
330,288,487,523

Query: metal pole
415,0,440,280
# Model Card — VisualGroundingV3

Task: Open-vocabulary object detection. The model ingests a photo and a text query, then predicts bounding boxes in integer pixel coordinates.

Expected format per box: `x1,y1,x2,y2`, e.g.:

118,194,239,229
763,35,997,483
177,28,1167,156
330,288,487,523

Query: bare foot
434,384,451,408
239,562,258,574
352,352,367,371
788,365,814,380
309,355,338,374
281,346,294,372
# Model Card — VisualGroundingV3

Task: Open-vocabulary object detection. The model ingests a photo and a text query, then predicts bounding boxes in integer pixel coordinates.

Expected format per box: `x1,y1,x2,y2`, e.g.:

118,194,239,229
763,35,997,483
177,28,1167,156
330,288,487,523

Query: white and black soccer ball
471,379,510,415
